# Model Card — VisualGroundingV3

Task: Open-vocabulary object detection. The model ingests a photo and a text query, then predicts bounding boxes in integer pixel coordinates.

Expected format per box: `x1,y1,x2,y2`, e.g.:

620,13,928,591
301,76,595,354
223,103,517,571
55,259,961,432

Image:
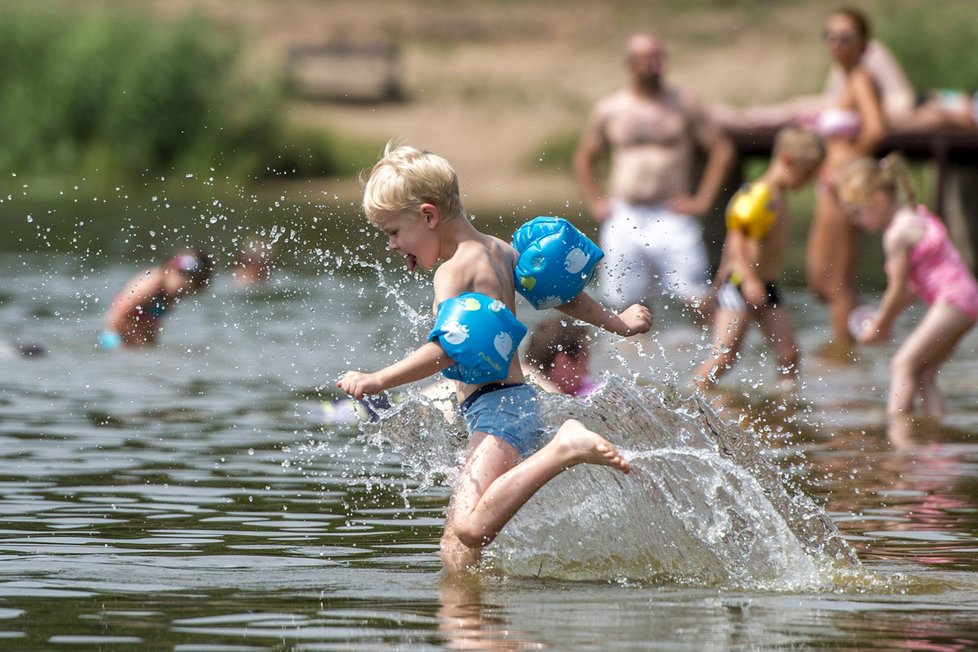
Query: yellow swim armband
726,181,776,240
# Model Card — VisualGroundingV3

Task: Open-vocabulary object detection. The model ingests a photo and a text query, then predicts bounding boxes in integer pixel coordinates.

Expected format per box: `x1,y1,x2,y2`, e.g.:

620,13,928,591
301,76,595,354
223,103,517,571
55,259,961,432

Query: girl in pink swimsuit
838,154,978,420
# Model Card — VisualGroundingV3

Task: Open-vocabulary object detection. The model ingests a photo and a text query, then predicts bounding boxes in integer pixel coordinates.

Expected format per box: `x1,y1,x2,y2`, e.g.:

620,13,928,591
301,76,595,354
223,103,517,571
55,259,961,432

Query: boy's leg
757,304,801,390
441,433,520,572
888,302,973,417
692,305,748,390
441,422,630,570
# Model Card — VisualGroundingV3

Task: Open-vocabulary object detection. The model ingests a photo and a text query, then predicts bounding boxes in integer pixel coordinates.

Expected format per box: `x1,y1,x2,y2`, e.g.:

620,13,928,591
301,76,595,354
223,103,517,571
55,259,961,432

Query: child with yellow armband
692,127,824,392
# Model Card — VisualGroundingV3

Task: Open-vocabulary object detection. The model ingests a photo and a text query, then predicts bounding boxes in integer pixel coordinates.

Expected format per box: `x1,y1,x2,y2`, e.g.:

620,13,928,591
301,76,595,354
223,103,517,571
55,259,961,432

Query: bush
878,4,978,91
0,7,370,182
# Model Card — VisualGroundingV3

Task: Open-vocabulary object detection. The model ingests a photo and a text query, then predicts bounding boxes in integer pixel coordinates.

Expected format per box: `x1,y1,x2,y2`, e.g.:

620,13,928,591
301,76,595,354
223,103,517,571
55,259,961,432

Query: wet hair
168,248,214,290
773,126,825,165
524,316,590,376
361,140,464,223
831,6,871,42
837,153,917,207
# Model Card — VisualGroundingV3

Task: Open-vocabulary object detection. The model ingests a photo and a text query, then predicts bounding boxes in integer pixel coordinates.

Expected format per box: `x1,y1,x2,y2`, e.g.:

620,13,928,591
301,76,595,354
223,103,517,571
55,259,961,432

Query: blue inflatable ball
512,216,603,309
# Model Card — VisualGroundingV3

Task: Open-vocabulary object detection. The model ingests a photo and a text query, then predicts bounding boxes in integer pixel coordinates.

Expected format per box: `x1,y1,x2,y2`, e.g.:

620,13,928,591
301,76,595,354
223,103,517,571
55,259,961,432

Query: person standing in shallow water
337,142,651,572
837,154,978,422
692,127,825,393
574,32,734,324
805,8,886,349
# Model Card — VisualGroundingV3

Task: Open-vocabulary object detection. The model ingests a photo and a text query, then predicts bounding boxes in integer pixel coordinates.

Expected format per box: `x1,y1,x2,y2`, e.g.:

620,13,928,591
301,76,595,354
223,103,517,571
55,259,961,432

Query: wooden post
942,164,978,274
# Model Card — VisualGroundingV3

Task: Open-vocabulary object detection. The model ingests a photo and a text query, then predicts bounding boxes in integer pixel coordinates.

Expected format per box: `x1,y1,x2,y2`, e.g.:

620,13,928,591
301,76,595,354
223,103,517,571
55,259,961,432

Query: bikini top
816,107,861,140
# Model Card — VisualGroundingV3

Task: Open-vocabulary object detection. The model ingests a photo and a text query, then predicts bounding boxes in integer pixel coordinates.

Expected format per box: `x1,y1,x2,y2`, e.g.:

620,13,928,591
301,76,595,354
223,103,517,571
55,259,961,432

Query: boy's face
782,156,820,190
374,206,439,272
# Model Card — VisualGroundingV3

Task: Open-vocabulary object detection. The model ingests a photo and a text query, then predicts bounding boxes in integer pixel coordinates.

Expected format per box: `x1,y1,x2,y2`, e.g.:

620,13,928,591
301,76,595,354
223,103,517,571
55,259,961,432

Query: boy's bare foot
552,419,630,474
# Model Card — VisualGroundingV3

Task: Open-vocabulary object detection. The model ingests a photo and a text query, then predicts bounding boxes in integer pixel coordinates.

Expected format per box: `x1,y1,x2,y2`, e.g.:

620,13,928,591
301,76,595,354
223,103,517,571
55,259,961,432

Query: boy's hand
337,371,384,399
618,304,652,336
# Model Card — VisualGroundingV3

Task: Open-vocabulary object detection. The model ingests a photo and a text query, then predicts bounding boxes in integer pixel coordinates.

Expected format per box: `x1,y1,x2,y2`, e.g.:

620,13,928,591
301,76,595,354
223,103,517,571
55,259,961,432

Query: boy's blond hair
361,140,465,222
772,126,824,165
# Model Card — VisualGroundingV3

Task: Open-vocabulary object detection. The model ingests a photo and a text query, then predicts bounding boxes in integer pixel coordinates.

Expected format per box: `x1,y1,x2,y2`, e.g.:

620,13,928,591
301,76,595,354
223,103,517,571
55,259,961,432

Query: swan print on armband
493,331,514,359
441,320,470,346
564,247,591,275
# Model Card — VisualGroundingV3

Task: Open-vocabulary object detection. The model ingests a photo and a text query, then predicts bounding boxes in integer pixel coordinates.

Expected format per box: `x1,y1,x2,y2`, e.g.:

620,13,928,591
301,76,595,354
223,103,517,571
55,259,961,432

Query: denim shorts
458,383,546,459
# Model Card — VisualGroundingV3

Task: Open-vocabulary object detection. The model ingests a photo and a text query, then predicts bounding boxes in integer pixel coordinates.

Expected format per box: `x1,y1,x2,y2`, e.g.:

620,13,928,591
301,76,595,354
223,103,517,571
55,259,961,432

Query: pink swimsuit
897,206,978,319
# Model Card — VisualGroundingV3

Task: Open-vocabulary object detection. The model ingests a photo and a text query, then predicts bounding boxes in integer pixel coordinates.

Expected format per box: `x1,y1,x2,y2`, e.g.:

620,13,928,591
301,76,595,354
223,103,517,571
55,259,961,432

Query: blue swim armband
512,216,604,309
428,292,528,384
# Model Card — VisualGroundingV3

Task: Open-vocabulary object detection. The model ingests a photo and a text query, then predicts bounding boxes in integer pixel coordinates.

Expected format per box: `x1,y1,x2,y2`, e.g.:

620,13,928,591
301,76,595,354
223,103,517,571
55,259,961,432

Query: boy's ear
419,203,441,228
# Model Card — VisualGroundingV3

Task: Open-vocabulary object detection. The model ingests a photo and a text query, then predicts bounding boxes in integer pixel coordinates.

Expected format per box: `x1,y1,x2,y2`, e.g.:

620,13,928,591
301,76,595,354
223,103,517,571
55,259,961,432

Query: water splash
360,377,860,589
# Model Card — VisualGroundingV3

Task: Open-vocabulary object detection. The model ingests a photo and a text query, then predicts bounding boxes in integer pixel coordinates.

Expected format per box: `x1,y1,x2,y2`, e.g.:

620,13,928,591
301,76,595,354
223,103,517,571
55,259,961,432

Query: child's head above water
772,126,825,188
361,140,465,223
837,153,915,207
166,248,214,294
525,316,592,395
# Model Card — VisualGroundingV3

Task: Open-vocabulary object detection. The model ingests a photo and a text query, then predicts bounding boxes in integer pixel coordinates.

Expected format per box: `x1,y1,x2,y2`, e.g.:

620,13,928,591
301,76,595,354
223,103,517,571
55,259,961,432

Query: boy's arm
338,342,453,399
555,292,651,336
725,228,768,307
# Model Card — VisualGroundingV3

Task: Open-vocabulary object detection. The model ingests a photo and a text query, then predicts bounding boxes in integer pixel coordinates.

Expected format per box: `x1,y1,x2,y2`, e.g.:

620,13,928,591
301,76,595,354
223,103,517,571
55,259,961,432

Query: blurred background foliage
0,6,374,185
878,3,978,92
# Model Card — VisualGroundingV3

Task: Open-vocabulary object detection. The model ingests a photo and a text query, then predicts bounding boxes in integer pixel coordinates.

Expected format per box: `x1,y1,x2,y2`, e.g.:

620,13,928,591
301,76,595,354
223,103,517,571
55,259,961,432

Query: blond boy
338,142,651,571
692,127,825,391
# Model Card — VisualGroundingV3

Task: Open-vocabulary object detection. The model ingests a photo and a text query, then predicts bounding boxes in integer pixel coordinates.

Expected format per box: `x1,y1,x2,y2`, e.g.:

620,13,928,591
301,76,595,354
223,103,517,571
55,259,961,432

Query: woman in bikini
806,7,886,348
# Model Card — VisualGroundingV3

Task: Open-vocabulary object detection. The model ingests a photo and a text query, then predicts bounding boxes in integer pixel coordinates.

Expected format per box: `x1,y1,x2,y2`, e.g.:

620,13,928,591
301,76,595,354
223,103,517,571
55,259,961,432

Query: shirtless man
574,33,734,321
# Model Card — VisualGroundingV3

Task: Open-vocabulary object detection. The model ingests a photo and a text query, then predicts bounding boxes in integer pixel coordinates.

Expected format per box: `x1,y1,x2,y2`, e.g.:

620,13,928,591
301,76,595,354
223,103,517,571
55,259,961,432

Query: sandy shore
86,0,845,211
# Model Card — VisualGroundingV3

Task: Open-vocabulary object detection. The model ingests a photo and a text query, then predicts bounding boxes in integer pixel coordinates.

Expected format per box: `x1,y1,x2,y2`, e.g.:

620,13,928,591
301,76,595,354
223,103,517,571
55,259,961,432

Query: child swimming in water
524,315,603,398
337,141,651,571
692,127,825,392
232,237,276,287
100,248,214,348
837,154,978,419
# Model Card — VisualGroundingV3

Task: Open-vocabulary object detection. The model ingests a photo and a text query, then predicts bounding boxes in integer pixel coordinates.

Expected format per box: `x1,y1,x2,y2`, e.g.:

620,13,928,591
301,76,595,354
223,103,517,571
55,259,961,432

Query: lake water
1,189,978,650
